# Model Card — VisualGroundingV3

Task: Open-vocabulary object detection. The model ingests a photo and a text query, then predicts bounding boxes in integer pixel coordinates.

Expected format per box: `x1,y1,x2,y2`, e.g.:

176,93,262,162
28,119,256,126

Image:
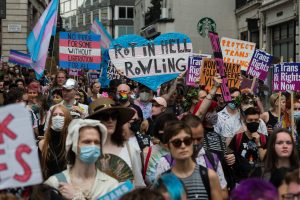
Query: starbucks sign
197,17,216,38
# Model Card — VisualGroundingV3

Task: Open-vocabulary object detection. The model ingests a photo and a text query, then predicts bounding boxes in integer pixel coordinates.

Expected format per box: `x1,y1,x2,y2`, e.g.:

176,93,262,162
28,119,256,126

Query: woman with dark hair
38,105,72,179
263,128,299,188
45,119,119,199
88,97,146,187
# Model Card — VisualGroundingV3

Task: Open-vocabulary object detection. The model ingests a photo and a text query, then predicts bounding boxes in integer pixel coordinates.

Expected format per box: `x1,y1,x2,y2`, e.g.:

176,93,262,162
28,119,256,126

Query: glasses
99,111,118,121
169,137,193,148
282,192,300,200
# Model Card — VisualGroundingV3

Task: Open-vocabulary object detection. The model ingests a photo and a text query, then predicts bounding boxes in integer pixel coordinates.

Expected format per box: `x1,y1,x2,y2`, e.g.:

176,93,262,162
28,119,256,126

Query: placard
59,32,101,70
221,37,256,71
200,58,241,93
97,180,134,200
68,69,83,76
273,63,300,91
0,104,43,189
209,32,232,102
88,72,100,85
247,49,273,81
109,33,193,90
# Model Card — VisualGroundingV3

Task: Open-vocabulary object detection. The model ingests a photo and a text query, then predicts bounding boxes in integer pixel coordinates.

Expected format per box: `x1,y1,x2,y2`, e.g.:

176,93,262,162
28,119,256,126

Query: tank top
266,111,278,128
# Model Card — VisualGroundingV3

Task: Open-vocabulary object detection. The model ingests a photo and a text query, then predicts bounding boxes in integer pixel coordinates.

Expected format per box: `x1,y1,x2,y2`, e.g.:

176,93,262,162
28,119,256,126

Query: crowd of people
0,62,300,200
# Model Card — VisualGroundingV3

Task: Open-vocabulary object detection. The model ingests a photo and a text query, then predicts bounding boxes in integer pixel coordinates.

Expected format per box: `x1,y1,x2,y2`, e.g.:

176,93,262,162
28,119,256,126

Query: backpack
203,150,219,172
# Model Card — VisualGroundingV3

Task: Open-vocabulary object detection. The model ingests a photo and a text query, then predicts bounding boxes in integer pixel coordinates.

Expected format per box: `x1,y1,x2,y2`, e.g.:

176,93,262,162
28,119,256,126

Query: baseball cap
63,78,78,90
152,97,167,108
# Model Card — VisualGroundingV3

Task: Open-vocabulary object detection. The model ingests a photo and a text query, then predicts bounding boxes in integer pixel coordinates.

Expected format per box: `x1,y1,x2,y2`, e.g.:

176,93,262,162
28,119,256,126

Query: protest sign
220,37,256,71
59,32,101,70
97,180,134,200
185,54,211,87
208,32,232,102
87,72,100,85
109,33,192,90
68,69,83,77
200,58,241,93
273,63,300,91
0,104,43,189
247,49,273,81
106,62,121,81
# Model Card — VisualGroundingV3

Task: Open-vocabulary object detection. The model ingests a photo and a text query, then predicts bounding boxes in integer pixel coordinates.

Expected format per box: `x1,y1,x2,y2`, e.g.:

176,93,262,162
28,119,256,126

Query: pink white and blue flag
90,19,113,49
27,0,58,79
8,50,32,68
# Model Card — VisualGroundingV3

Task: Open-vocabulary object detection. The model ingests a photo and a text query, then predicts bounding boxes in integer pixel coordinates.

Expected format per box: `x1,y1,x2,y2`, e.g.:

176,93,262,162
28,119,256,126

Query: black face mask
246,122,259,133
130,121,141,133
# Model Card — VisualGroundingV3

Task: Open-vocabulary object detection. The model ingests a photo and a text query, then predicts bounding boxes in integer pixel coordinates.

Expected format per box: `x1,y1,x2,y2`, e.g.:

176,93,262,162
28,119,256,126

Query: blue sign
97,180,134,200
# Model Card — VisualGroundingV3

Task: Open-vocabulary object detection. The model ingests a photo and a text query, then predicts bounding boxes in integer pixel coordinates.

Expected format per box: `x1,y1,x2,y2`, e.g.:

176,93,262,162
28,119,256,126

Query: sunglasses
99,111,118,121
169,137,193,148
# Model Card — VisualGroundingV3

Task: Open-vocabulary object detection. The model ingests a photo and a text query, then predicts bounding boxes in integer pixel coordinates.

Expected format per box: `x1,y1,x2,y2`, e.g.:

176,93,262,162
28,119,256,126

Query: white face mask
51,115,65,131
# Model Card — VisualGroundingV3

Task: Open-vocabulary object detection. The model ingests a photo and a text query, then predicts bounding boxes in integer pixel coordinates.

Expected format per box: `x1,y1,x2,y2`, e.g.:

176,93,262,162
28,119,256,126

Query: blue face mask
228,102,237,110
294,111,300,120
79,146,101,164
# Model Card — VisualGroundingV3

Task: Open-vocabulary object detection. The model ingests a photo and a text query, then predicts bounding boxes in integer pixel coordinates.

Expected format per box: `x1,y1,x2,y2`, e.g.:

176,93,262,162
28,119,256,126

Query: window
78,0,83,7
86,11,91,24
64,1,70,12
71,15,76,28
91,11,93,23
76,15,78,27
71,0,76,10
118,6,134,19
272,20,295,61
118,26,134,37
101,7,108,20
83,13,86,25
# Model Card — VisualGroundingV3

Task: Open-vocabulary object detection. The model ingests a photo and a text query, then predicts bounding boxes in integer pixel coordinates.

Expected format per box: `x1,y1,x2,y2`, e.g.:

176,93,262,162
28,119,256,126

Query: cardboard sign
97,180,134,200
220,37,256,71
185,54,211,87
200,58,241,93
109,33,193,90
273,63,300,91
246,49,272,81
0,104,43,189
59,32,101,70
209,32,232,102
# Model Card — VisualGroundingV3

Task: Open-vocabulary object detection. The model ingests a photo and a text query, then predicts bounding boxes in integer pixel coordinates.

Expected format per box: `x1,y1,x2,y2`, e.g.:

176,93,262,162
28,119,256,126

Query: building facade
0,0,46,60
60,0,135,38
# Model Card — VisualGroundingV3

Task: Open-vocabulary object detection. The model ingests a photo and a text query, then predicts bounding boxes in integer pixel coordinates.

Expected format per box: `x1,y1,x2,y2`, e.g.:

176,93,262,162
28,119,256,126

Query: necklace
69,169,95,199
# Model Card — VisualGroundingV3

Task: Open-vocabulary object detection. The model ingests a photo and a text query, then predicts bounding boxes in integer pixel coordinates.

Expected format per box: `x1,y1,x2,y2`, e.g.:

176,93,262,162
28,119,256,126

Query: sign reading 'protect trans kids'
59,32,101,70
108,33,192,90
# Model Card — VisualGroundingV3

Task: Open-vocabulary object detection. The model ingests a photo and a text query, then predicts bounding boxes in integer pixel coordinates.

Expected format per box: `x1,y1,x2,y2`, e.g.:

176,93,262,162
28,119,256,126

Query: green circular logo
197,17,217,38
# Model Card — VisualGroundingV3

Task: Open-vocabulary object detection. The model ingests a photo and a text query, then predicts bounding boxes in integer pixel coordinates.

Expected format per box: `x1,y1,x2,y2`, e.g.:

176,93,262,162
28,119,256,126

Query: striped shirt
203,128,227,156
173,165,209,200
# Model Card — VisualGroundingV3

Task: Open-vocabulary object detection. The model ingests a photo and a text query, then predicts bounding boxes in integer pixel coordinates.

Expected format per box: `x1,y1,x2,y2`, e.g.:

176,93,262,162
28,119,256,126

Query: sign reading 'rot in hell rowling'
273,63,300,91
0,104,43,189
59,32,101,70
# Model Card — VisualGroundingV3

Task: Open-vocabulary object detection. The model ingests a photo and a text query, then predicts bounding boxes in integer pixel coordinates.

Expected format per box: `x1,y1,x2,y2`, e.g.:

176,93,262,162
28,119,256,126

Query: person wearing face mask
45,118,119,200
134,85,153,120
228,107,268,182
38,105,72,179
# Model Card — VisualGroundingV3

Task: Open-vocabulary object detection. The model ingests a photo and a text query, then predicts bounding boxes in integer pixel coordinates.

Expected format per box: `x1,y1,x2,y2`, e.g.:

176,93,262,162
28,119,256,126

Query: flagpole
50,6,58,75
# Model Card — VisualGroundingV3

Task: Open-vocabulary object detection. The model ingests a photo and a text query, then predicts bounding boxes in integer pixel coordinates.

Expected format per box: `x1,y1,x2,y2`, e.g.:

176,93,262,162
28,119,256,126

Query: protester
45,119,119,199
119,188,165,200
134,85,153,120
282,168,300,200
87,82,102,104
88,97,146,187
38,105,72,179
162,120,222,200
263,128,299,187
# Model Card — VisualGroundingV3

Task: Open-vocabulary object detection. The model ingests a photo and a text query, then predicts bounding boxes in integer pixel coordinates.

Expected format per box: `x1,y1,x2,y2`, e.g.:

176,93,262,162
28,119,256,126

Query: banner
200,58,241,93
0,104,43,189
220,37,256,71
273,63,300,91
97,180,134,200
208,32,232,102
246,49,273,81
185,54,211,87
59,32,101,70
109,33,193,90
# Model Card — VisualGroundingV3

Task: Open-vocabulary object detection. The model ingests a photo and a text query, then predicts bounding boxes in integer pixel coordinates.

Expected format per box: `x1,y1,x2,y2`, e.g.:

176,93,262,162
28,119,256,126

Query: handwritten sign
106,63,121,81
209,32,232,102
273,63,300,91
97,180,134,200
220,37,256,71
109,33,192,90
0,104,43,189
247,49,273,81
185,54,211,87
59,32,101,70
200,58,241,93
87,72,100,85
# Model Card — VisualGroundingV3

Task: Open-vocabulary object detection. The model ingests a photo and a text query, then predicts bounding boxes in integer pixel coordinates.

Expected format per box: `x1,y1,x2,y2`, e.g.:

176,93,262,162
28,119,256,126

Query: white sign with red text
0,104,43,189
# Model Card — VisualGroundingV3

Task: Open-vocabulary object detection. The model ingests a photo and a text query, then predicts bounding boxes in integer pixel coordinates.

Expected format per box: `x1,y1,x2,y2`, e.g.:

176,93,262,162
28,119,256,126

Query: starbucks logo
197,17,216,38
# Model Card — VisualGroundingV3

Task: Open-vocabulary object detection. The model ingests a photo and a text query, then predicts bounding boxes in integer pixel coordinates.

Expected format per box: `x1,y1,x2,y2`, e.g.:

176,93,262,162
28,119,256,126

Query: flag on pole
8,50,32,68
90,19,113,49
27,0,58,79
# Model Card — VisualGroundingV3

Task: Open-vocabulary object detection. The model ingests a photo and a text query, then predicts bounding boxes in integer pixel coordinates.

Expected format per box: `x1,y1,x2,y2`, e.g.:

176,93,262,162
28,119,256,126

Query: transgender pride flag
27,0,58,79
90,19,113,49
8,50,32,68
